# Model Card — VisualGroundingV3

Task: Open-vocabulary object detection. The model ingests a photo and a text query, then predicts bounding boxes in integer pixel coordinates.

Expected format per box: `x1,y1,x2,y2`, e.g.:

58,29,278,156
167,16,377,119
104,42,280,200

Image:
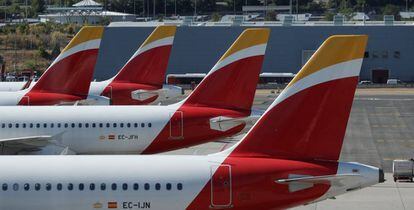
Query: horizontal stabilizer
131,89,164,101
276,174,363,192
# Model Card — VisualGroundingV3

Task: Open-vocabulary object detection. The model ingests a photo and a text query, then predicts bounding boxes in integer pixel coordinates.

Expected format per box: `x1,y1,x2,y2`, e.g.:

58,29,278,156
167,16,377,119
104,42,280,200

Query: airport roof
72,0,101,7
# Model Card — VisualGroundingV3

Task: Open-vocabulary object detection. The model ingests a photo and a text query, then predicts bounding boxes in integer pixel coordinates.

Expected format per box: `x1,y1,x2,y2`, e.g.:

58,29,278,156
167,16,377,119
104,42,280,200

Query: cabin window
144,183,150,190
127,123,131,128
133,183,139,190
57,123,61,128
57,183,63,191
155,183,161,190
35,183,41,191
85,123,89,128
141,123,145,128
46,183,52,191
68,183,73,191
30,123,33,128
111,183,117,191
122,183,128,191
1,123,5,128
100,183,106,191
79,183,84,191
22,123,26,128
90,183,95,191
13,183,19,191
24,183,30,191
177,183,183,190
36,123,40,128
134,123,138,128
99,123,103,128
64,123,68,128
166,183,172,190
92,123,96,128
113,123,117,128
71,123,75,128
43,123,47,128
51,123,54,128
2,183,7,191
120,123,124,128
148,123,152,128
8,123,12,128
106,123,110,128
78,123,82,128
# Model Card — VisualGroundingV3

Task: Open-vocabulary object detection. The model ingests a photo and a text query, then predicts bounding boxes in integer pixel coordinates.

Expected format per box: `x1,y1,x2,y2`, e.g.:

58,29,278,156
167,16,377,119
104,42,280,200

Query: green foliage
31,0,45,15
324,11,335,21
50,43,61,59
382,4,400,16
24,59,39,71
37,47,49,59
265,10,277,21
211,12,221,22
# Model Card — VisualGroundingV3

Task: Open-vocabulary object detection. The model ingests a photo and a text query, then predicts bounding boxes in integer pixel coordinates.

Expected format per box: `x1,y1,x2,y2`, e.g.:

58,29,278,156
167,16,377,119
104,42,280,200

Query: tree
31,0,45,15
382,4,400,16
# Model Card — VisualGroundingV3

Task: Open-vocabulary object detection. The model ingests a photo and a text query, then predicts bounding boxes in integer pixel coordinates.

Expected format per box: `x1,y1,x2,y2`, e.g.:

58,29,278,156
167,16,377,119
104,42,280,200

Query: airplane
87,25,183,105
0,25,183,105
0,35,385,210
0,28,269,155
0,26,105,105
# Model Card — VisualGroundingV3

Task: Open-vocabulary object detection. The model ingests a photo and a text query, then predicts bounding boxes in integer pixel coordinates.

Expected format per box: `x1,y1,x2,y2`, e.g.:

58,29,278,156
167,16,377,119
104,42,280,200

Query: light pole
164,0,166,17
406,0,409,12
142,0,145,17
134,0,136,15
233,0,235,15
153,0,155,18
194,0,197,16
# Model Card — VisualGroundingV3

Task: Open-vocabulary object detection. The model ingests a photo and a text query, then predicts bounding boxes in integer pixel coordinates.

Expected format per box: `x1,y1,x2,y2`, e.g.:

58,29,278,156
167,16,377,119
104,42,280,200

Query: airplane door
107,85,113,99
169,111,183,139
211,164,232,208
20,96,29,105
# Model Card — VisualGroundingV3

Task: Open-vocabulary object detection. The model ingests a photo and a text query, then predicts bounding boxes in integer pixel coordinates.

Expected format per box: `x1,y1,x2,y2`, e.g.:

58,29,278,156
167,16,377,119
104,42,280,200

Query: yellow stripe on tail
219,28,270,62
141,25,177,48
62,26,104,53
288,35,368,87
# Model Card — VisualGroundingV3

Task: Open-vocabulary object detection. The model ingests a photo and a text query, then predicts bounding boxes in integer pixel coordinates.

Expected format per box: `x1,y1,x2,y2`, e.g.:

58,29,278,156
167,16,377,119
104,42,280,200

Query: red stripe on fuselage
141,106,250,154
186,158,337,210
101,83,161,105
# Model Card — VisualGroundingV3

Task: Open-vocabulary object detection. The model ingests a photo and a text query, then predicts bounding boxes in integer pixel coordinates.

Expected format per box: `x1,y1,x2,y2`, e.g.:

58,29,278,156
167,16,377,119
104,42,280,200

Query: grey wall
94,26,414,82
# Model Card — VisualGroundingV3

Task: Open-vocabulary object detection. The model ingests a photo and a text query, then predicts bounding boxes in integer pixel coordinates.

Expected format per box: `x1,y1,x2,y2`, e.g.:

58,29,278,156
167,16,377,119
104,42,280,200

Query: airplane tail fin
111,25,177,87
228,35,368,161
182,28,270,112
29,26,104,96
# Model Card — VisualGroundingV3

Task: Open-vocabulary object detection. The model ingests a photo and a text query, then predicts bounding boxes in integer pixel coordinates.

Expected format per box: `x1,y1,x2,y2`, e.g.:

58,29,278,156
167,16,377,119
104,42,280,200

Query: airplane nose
379,168,385,183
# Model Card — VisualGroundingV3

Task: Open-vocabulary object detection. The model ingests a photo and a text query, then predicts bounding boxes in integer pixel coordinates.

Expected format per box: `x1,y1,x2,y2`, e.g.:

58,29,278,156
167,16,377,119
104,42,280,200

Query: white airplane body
0,155,380,210
0,26,182,106
0,34,385,210
0,29,268,155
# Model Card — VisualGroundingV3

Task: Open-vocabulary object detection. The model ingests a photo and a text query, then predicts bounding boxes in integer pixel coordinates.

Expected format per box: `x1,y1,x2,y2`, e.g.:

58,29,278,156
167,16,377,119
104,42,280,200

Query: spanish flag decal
108,201,118,208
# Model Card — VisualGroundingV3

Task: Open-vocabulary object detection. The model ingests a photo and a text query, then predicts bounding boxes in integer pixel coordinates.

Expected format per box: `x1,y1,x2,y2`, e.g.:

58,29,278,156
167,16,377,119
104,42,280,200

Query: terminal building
93,19,414,83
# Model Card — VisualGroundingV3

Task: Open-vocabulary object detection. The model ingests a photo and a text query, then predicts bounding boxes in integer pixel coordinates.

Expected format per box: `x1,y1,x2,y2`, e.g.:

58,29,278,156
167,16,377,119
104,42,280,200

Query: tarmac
163,88,414,210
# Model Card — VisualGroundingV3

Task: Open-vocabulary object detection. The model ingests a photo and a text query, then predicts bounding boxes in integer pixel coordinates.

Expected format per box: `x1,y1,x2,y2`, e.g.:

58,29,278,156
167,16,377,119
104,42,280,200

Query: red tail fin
29,26,103,96
183,28,270,112
111,25,177,87
229,35,368,161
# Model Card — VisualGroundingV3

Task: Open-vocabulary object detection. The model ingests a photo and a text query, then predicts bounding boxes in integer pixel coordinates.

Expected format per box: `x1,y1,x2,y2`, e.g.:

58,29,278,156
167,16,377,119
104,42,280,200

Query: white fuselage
0,81,182,105
0,104,181,154
0,155,224,210
0,155,380,210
